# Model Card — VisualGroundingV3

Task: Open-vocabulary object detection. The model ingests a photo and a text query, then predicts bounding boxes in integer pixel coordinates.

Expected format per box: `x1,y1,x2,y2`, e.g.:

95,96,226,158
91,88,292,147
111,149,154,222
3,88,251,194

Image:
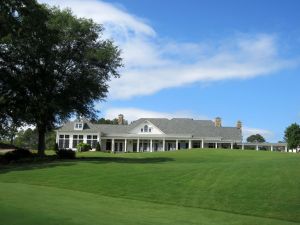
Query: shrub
77,143,91,152
56,149,76,159
96,142,101,151
233,143,239,149
2,148,33,162
54,143,59,152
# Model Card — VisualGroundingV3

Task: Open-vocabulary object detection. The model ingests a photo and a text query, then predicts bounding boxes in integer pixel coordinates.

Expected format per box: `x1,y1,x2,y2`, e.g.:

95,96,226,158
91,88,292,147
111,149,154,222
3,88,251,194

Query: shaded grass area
1,182,299,225
0,149,300,224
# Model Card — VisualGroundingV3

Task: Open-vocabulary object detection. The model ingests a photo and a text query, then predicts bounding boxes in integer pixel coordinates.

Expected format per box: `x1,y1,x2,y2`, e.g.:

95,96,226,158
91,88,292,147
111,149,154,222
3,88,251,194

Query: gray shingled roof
57,120,98,133
57,118,242,141
130,118,241,141
57,120,130,134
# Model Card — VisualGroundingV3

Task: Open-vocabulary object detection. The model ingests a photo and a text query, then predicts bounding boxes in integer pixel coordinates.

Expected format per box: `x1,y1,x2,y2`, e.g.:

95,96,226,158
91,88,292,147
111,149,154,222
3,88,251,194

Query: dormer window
144,125,148,132
141,125,151,133
74,123,83,130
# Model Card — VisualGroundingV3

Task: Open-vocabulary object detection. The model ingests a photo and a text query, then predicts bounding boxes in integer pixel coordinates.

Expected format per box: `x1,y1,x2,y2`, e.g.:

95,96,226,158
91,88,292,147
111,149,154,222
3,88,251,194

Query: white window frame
74,123,83,130
58,134,70,149
73,134,84,148
87,135,98,148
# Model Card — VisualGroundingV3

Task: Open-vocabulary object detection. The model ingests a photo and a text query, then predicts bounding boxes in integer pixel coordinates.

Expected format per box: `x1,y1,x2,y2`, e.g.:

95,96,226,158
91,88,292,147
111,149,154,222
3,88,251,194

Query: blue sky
41,0,300,142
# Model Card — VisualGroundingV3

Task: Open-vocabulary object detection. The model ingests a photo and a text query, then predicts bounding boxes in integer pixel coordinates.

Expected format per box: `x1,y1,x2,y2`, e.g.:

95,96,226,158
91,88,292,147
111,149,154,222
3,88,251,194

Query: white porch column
69,135,73,149
83,135,87,144
176,139,179,150
201,139,204,149
285,145,288,152
150,139,153,152
215,142,218,149
124,139,127,153
270,145,273,152
188,139,192,149
256,145,259,151
56,132,59,144
137,138,140,152
230,142,233,149
242,144,245,150
111,138,115,153
163,139,166,151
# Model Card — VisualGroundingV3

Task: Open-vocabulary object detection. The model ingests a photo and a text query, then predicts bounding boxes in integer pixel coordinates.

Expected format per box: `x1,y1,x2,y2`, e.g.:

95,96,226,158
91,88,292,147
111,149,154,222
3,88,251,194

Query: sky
39,0,300,142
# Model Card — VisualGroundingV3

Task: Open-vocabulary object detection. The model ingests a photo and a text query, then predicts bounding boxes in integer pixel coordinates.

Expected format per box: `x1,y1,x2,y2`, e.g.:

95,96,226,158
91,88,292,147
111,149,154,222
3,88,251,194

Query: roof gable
129,119,165,134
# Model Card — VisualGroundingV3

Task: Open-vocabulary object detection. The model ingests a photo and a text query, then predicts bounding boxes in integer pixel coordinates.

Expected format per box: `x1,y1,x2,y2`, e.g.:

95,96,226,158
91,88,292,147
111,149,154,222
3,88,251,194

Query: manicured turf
0,149,300,225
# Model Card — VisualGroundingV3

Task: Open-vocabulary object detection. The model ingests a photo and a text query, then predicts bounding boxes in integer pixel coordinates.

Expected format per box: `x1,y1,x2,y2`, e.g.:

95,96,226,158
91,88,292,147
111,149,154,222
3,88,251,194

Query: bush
55,149,76,159
233,143,239,149
2,148,33,162
96,142,101,151
54,143,59,152
77,143,91,152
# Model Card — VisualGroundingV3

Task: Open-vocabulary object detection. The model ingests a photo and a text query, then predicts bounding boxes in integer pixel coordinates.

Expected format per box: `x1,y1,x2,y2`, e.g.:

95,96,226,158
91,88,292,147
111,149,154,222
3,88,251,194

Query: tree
0,1,122,155
284,123,300,149
14,128,56,150
91,117,128,125
0,117,18,144
14,128,38,149
246,134,266,143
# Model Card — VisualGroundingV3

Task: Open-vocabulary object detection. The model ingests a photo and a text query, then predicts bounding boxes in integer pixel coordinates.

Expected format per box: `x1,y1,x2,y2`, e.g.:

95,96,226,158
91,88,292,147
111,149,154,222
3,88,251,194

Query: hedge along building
56,115,247,152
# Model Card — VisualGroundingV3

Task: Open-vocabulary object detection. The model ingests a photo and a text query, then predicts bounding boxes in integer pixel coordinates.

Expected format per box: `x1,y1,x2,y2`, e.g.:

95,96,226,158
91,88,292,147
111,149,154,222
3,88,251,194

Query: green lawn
0,149,300,225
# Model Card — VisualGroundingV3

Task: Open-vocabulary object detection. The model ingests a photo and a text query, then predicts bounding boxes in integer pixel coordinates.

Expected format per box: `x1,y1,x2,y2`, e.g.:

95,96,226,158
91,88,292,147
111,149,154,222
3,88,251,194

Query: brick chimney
237,120,242,129
215,117,222,127
118,114,124,125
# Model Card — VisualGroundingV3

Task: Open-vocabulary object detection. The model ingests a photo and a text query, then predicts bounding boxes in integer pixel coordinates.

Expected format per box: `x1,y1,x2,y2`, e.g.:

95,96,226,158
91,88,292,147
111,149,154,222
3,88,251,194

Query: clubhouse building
56,115,287,152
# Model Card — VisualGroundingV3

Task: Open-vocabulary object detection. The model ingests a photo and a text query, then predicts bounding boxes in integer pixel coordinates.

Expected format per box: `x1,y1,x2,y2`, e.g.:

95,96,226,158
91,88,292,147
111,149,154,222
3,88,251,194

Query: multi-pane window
58,135,70,149
74,123,83,130
142,125,151,133
87,135,98,148
73,135,83,148
144,125,148,132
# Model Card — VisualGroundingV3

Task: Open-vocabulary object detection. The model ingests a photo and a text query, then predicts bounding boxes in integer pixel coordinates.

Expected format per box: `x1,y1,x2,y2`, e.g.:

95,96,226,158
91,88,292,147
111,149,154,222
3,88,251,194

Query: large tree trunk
37,125,46,156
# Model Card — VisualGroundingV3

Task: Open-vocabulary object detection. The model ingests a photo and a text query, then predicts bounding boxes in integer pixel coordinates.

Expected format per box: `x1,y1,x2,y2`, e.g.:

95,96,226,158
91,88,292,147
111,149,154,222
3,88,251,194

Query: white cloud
242,127,274,142
39,0,155,37
39,0,298,100
103,107,207,122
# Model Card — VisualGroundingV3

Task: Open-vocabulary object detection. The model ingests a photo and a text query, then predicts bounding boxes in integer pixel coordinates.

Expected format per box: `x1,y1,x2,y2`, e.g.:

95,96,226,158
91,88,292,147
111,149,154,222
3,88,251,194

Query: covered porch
100,138,288,153
102,138,195,152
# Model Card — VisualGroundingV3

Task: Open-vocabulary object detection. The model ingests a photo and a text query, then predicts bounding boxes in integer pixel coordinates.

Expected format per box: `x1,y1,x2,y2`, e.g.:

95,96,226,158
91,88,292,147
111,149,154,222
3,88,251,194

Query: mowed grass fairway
0,150,300,225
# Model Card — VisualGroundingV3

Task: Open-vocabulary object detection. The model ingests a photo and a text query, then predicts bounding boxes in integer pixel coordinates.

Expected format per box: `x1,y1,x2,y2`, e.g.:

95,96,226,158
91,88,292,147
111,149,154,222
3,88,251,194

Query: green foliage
91,117,128,125
54,143,59,152
246,134,266,143
14,129,55,150
91,118,117,124
0,119,18,144
284,123,300,149
14,129,38,150
55,149,76,159
0,1,122,155
76,143,91,152
233,143,239,149
96,142,101,151
2,148,33,163
45,131,56,150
